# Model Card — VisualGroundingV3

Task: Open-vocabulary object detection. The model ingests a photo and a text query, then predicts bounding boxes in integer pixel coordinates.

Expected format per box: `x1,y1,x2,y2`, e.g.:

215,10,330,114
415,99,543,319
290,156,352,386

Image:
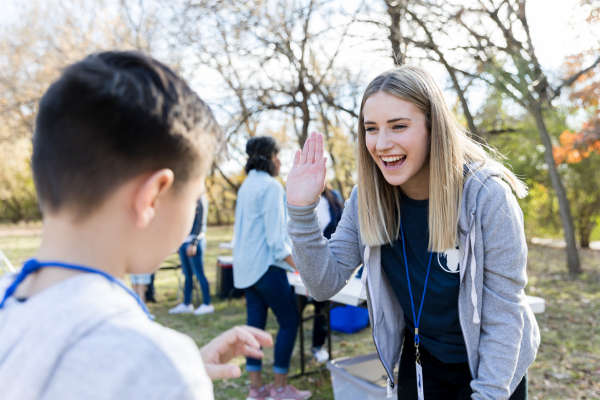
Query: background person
130,273,152,303
169,194,213,315
233,136,311,400
285,66,539,400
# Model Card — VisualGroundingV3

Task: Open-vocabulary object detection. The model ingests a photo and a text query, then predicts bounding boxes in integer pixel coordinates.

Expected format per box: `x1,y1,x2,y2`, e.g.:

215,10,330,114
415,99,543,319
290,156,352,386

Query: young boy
0,51,272,400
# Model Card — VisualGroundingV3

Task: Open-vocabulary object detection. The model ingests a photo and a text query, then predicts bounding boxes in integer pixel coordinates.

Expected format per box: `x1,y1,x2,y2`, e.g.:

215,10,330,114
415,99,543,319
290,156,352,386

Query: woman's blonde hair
357,66,527,251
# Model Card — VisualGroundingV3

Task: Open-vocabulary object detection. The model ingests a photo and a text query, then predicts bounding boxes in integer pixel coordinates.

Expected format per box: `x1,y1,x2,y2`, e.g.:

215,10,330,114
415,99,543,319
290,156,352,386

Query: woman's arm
287,192,363,301
471,178,529,400
287,131,363,300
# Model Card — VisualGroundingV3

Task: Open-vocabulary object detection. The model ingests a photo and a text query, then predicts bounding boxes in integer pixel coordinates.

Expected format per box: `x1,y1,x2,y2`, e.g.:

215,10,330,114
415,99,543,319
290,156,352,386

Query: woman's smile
380,154,407,169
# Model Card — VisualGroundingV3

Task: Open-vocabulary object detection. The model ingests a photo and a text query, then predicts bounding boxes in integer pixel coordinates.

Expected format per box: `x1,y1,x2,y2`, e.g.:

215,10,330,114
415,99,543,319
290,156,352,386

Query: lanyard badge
400,223,433,400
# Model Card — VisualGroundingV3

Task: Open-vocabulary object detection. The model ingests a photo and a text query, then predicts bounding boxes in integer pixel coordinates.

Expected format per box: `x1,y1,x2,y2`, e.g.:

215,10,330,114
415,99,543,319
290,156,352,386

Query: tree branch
553,53,600,99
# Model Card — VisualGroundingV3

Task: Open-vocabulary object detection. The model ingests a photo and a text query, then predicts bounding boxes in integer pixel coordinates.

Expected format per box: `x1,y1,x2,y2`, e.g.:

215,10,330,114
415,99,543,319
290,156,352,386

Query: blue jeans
178,238,210,306
245,266,298,374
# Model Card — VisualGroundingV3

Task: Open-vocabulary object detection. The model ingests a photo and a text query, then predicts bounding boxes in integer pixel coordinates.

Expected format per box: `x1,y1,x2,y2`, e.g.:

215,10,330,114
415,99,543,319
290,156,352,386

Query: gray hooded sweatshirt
287,165,540,400
0,273,213,400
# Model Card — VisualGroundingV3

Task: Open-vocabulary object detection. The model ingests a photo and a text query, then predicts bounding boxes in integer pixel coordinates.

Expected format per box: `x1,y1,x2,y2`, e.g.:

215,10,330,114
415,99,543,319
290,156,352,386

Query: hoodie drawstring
360,246,370,298
470,230,480,324
461,217,480,325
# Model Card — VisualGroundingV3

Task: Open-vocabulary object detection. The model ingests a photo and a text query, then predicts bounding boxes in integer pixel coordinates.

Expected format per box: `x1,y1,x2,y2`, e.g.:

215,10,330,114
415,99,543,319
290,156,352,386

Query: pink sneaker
270,385,312,400
246,384,272,400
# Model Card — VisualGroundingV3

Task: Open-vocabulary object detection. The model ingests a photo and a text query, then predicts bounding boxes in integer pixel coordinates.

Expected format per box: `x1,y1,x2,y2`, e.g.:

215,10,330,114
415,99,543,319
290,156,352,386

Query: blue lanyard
400,221,433,362
0,259,152,320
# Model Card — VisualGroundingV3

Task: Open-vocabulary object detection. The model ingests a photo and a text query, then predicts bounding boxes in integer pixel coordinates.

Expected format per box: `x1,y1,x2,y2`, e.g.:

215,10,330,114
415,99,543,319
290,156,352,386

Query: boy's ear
133,169,175,229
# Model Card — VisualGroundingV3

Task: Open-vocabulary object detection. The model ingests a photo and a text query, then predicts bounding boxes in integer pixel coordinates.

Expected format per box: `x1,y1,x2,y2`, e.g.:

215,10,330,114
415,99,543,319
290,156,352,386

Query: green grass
1,225,599,399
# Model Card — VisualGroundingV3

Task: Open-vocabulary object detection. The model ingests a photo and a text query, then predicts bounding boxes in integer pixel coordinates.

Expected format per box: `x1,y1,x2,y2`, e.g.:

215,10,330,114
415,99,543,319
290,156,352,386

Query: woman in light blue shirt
233,136,311,400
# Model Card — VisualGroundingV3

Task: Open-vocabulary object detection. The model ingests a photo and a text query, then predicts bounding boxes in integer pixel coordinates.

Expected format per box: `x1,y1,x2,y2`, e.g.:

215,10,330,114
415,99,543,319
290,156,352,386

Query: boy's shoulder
49,311,212,399
0,274,213,400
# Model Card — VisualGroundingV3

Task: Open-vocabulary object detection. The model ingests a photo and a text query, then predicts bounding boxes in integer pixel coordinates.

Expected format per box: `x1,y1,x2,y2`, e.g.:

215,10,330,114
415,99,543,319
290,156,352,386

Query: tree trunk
531,101,581,275
579,223,591,249
385,0,404,65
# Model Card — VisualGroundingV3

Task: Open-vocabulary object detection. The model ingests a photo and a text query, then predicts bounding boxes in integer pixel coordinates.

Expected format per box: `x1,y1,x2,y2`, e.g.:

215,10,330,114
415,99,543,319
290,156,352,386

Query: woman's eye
393,124,407,130
365,126,377,133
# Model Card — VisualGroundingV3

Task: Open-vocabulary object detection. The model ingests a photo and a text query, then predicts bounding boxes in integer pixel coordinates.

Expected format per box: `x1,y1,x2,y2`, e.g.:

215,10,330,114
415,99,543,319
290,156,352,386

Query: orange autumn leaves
554,48,600,165
554,125,600,165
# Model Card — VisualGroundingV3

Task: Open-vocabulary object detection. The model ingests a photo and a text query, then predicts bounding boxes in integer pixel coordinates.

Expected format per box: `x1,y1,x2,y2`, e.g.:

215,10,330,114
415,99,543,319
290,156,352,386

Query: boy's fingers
238,325,273,348
314,133,324,162
224,326,260,350
306,131,316,164
204,363,241,381
241,344,264,359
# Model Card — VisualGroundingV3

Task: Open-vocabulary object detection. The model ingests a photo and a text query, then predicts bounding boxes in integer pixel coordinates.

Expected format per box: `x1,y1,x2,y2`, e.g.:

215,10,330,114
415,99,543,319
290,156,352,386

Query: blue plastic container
330,303,370,333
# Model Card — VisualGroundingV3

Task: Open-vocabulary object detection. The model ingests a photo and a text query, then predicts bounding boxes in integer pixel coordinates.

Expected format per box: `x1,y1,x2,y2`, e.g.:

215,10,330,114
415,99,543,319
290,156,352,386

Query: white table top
218,242,234,250
287,272,545,313
287,272,366,306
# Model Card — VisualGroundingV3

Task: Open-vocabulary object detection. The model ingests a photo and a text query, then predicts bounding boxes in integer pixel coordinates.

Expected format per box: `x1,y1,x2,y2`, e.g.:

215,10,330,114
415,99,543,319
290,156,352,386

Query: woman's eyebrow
363,117,411,125
387,117,411,123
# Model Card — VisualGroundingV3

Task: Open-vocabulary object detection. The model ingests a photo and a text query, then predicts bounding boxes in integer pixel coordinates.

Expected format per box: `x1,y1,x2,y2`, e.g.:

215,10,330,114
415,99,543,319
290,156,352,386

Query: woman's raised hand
286,131,327,207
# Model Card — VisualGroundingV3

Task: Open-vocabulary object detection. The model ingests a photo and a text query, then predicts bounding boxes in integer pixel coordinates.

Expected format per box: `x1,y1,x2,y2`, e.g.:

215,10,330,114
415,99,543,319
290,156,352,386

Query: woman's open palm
287,131,327,207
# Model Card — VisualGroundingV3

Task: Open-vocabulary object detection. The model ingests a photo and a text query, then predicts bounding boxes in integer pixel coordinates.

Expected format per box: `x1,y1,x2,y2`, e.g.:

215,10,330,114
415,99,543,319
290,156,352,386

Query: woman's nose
376,131,394,152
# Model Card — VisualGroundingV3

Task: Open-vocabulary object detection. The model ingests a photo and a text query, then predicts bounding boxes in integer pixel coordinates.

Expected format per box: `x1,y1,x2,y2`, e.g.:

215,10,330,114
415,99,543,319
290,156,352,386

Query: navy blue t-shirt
381,192,467,363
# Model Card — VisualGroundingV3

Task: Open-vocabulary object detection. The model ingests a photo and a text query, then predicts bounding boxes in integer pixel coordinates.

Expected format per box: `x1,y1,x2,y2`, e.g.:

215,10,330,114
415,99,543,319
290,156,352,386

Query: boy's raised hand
286,131,327,207
200,326,273,380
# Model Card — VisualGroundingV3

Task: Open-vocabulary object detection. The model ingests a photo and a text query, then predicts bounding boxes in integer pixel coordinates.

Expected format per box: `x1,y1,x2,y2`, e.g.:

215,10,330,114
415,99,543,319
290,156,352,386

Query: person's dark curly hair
244,136,280,176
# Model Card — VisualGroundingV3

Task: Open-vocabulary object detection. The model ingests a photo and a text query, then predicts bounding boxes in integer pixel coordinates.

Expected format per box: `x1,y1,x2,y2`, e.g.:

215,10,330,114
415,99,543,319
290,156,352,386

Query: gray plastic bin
326,353,398,400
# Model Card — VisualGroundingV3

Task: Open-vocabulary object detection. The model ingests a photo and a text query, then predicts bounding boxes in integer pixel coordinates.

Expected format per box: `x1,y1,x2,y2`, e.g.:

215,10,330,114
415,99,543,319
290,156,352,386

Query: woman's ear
133,169,175,229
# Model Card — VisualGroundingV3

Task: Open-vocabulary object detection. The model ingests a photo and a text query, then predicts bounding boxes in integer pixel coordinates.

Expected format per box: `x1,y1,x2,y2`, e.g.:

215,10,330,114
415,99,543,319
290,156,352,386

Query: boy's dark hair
33,51,224,216
244,136,280,176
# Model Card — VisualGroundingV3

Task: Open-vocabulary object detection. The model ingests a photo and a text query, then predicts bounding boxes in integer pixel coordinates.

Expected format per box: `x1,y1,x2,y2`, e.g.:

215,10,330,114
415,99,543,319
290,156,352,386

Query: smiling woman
355,67,527,251
285,65,539,400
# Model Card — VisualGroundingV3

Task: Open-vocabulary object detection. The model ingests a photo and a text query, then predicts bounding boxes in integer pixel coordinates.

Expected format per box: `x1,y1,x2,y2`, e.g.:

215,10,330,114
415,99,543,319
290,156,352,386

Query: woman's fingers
306,131,316,164
314,132,324,162
299,135,309,165
292,149,301,170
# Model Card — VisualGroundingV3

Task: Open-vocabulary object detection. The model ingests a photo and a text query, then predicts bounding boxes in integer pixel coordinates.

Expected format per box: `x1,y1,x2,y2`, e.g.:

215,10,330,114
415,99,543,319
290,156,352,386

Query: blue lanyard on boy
401,221,432,400
0,259,153,320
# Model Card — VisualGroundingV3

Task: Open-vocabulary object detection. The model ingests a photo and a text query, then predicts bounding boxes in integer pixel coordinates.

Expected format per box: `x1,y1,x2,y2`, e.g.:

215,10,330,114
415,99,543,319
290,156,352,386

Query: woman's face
363,91,430,199
271,152,281,176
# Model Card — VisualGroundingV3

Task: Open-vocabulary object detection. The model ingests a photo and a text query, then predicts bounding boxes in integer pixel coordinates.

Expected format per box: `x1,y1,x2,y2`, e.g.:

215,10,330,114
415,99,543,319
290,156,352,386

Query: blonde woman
285,66,539,400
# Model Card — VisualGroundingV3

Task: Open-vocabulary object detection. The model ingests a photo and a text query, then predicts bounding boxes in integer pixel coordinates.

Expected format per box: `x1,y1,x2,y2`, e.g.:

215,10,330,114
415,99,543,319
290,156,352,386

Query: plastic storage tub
330,304,369,333
327,353,398,400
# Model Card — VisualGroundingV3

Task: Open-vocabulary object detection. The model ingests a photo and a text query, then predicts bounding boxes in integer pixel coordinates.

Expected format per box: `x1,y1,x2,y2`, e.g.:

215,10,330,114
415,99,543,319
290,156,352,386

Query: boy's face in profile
129,173,206,274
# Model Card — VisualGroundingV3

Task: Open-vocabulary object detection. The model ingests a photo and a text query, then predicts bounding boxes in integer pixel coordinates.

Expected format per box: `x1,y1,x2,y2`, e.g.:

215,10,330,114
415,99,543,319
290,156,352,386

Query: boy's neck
15,209,131,299
37,211,129,278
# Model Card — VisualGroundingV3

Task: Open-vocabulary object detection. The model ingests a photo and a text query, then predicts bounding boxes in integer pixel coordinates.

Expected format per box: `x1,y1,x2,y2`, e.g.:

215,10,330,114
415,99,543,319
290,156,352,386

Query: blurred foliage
0,0,599,251
478,88,565,240
0,0,164,222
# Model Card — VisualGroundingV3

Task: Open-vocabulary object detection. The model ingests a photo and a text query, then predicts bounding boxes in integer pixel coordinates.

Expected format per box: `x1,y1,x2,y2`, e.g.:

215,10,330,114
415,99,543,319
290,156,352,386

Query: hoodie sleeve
470,177,530,400
286,186,363,302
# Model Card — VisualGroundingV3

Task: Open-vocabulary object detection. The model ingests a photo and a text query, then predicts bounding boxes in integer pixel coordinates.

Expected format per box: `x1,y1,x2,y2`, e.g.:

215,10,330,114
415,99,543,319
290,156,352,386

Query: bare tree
0,0,167,221
174,0,364,197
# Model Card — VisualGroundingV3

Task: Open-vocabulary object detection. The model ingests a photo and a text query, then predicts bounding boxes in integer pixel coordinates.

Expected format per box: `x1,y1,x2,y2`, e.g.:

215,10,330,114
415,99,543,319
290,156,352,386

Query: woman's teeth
381,155,406,168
